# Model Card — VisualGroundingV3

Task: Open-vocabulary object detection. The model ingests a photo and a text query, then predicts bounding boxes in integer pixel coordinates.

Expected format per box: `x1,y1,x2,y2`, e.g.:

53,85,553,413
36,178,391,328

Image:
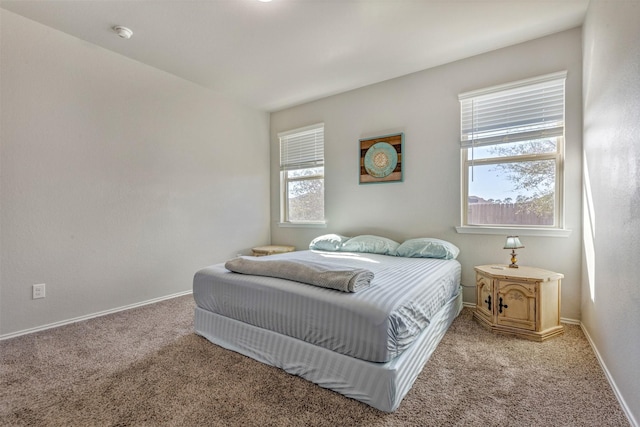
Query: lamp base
509,250,519,268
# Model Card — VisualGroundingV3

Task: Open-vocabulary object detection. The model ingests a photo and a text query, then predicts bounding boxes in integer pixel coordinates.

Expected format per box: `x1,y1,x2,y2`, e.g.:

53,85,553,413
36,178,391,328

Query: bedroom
0,0,638,425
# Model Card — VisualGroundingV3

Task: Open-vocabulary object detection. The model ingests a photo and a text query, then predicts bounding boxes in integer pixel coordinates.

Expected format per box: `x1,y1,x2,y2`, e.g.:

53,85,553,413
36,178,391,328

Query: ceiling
1,0,589,112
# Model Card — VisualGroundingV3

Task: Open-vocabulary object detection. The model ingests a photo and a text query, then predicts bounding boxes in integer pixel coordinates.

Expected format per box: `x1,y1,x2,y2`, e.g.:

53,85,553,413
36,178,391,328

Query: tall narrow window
459,72,566,229
279,123,325,224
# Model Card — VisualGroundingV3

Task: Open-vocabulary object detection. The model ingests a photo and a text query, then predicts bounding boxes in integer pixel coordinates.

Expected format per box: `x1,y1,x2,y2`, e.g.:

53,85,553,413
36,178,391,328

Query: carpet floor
0,295,630,426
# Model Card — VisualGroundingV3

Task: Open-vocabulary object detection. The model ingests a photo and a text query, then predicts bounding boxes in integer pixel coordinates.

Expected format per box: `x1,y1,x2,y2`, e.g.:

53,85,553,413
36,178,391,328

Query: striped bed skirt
194,287,462,412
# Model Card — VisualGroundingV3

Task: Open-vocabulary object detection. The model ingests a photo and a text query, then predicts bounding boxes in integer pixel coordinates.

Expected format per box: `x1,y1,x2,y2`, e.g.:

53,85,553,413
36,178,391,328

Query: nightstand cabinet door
475,274,493,323
495,281,536,331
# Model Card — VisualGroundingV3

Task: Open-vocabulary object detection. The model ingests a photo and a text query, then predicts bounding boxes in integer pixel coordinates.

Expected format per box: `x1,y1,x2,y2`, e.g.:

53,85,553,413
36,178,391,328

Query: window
279,123,325,225
458,72,566,231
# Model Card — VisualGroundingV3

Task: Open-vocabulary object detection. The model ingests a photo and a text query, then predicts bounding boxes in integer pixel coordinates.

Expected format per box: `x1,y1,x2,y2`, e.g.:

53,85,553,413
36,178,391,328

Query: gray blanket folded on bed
224,256,374,293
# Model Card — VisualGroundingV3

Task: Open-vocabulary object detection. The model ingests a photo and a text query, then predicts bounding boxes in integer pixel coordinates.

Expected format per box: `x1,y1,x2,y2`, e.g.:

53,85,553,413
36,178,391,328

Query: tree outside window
466,138,560,226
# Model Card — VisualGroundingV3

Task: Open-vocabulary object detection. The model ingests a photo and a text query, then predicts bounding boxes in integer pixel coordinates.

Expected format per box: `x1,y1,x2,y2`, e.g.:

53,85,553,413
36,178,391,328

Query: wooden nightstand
473,264,564,341
251,245,295,257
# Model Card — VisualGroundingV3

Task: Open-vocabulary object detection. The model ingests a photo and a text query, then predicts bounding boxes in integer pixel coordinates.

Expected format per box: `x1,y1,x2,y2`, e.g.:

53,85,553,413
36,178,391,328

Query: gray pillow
309,234,351,251
339,235,400,256
395,238,460,260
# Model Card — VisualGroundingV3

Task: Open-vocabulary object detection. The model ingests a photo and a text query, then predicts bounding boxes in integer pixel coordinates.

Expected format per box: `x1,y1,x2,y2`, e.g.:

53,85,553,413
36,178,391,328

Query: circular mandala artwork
364,142,398,178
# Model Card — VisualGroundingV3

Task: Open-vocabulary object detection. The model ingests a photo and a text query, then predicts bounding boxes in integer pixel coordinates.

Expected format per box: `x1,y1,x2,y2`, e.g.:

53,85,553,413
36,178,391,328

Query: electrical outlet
32,283,46,299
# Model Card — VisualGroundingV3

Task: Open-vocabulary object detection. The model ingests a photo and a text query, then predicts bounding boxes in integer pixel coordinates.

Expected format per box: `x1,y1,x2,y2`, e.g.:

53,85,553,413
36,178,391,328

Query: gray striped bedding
193,250,461,363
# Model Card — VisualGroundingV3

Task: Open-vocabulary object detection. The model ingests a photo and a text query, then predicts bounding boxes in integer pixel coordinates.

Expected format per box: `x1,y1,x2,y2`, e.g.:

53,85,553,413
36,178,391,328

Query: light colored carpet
0,295,629,426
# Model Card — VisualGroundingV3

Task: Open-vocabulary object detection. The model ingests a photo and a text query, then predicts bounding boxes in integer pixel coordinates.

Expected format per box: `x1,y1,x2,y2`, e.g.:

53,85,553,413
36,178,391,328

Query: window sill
278,222,327,229
455,226,571,238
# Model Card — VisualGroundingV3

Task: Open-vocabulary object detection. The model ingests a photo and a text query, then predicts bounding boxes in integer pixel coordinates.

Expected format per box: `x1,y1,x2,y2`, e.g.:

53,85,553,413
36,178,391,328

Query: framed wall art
359,132,403,184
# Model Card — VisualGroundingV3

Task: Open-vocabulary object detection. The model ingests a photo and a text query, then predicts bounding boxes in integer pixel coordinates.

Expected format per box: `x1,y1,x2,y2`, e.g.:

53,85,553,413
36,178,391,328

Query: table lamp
504,236,524,268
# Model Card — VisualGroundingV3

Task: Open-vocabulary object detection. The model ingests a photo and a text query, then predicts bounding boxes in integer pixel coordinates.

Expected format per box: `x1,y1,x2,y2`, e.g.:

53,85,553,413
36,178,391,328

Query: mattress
193,250,461,362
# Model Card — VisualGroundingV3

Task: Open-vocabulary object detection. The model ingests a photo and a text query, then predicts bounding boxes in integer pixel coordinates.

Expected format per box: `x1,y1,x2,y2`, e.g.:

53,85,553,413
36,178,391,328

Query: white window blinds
459,71,566,148
279,123,324,170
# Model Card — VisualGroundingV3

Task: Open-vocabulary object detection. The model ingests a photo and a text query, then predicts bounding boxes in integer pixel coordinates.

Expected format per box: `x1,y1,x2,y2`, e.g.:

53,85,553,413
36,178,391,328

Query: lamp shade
504,236,524,249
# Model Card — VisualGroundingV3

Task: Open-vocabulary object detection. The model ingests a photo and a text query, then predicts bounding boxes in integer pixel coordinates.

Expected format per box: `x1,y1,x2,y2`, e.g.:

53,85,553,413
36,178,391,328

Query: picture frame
359,132,404,184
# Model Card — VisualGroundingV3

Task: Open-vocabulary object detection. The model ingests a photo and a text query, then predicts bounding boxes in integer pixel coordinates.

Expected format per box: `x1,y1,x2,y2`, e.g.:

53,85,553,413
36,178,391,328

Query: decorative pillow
309,234,351,252
395,238,460,260
339,235,400,256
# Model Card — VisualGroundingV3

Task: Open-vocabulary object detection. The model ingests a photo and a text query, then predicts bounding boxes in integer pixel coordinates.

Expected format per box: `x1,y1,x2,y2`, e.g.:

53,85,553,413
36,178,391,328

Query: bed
193,236,462,412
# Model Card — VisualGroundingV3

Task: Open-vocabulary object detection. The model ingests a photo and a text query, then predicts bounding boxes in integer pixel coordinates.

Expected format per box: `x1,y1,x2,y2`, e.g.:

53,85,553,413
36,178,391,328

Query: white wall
582,2,640,425
0,11,271,336
270,29,583,320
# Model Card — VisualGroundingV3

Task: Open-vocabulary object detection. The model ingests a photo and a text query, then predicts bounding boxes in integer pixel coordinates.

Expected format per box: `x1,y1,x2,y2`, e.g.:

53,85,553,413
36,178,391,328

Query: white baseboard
560,317,580,325
0,290,193,341
580,323,638,427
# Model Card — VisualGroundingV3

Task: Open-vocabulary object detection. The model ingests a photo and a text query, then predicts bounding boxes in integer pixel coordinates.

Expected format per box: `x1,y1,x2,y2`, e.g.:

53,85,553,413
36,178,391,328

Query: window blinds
459,72,566,148
279,123,324,170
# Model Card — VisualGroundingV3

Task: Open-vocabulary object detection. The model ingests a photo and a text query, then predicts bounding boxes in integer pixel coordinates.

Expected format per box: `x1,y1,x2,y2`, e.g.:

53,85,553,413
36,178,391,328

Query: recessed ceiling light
258,0,272,2
113,26,133,39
